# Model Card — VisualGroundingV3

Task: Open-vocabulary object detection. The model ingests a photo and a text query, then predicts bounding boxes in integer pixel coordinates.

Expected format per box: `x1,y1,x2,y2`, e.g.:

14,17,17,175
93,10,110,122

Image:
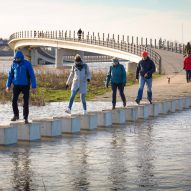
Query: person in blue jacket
106,57,127,109
6,50,36,124
135,51,156,105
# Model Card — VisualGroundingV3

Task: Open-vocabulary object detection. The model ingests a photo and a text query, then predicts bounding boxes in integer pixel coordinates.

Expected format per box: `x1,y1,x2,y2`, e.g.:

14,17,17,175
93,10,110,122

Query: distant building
0,39,8,46
0,39,3,45
0,38,13,56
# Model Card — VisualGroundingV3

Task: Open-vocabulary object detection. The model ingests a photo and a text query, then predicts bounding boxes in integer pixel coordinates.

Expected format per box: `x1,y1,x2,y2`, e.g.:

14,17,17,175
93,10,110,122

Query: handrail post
131,36,134,45
145,38,147,47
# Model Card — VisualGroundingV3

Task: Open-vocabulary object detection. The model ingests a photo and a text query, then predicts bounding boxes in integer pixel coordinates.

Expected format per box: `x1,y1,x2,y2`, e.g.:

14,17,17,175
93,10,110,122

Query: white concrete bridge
8,30,185,74
8,30,164,73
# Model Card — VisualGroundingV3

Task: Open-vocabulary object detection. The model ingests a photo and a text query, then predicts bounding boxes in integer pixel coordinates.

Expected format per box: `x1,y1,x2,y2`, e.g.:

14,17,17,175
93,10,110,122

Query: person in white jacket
65,54,91,114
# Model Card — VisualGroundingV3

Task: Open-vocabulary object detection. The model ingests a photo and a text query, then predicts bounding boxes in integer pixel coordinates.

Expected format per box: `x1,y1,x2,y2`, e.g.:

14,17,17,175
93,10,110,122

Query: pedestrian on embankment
6,50,36,124
65,54,91,115
183,51,191,83
135,51,156,105
106,57,127,110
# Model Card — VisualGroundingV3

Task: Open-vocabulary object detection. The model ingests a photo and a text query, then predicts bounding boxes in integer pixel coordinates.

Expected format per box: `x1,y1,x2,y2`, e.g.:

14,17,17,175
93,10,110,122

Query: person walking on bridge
184,42,191,56
183,51,191,83
77,28,82,40
6,50,36,124
106,57,127,110
65,54,91,115
135,51,156,105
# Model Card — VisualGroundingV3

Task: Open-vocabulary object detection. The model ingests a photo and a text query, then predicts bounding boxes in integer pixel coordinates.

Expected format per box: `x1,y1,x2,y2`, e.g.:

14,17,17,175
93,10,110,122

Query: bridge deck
154,49,184,74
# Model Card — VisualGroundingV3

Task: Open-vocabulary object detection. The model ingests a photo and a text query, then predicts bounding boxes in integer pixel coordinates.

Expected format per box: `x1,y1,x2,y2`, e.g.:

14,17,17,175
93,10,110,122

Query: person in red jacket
183,51,191,83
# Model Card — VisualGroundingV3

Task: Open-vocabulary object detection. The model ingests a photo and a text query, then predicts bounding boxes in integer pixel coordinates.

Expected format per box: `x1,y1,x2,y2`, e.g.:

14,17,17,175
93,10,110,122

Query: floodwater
0,57,128,74
0,101,134,124
0,105,191,190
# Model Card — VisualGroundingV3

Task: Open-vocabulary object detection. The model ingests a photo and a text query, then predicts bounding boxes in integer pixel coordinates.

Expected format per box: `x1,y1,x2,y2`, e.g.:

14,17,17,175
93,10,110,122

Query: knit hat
141,51,149,58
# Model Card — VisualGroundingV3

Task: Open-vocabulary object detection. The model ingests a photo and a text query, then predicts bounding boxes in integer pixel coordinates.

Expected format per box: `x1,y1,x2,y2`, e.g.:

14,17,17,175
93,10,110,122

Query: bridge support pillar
126,62,137,75
31,48,38,66
55,49,85,68
55,48,64,68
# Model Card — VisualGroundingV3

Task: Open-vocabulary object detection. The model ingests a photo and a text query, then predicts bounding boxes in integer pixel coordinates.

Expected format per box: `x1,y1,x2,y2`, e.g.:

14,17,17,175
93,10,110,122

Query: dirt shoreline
92,74,191,103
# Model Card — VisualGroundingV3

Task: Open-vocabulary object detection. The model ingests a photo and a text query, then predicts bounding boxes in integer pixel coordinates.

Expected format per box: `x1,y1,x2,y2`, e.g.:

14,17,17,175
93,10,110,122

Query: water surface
0,110,191,190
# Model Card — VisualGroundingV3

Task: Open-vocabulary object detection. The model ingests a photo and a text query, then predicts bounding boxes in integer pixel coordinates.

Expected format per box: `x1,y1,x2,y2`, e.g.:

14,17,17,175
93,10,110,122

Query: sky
1,0,191,43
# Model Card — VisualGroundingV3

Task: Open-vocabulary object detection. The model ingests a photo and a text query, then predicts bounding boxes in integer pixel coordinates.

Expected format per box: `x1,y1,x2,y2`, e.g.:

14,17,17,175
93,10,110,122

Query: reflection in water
0,111,191,190
11,148,35,191
71,139,90,191
108,128,129,190
136,122,157,189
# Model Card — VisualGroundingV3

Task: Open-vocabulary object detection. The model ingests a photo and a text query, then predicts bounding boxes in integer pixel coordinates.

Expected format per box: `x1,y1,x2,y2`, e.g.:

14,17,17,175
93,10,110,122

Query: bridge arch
8,31,162,73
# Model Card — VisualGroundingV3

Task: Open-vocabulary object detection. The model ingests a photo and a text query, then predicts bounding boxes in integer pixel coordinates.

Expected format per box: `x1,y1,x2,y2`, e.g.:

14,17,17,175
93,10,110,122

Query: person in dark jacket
106,57,127,109
135,51,156,104
6,50,36,124
77,28,82,40
184,42,191,56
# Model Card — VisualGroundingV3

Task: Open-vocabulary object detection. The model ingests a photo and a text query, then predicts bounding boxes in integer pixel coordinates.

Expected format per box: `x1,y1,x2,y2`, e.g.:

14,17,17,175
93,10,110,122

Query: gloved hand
123,83,126,87
87,79,90,82
65,84,69,90
106,83,109,88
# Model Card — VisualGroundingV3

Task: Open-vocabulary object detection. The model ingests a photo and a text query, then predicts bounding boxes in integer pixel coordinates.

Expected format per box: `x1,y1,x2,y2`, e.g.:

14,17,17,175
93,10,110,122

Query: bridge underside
9,38,141,68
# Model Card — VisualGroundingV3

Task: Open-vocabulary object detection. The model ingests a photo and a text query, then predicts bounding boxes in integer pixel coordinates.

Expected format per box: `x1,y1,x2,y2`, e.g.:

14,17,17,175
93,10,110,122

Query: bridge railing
9,30,185,53
9,30,174,73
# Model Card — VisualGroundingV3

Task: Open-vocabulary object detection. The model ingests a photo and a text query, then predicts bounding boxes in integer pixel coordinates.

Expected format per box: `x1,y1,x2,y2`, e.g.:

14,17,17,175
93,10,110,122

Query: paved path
93,50,190,104
153,48,184,74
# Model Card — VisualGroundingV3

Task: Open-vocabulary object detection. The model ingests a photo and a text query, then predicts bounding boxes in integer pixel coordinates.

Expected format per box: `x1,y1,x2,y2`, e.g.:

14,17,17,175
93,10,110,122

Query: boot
11,116,19,121
24,119,29,124
135,99,140,105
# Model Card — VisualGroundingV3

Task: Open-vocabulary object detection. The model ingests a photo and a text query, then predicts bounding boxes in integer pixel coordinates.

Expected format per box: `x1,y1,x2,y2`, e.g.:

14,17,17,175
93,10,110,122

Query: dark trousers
12,85,30,120
111,83,126,107
186,70,191,82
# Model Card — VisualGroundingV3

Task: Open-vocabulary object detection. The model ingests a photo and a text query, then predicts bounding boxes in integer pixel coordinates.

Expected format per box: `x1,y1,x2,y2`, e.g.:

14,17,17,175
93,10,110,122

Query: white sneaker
83,110,87,115
65,108,71,114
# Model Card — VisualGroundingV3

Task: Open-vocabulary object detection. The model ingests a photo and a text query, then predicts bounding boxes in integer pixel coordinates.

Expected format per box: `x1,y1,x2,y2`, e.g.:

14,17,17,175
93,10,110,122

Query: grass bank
0,70,159,106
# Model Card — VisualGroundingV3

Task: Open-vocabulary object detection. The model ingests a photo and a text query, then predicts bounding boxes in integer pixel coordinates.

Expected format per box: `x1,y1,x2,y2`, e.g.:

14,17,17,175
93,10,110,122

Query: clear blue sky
1,0,190,43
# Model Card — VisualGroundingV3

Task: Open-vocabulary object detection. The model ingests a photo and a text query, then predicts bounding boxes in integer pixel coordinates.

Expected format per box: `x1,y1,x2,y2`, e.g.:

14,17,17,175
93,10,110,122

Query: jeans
186,70,191,82
12,85,30,120
68,89,86,110
136,76,152,101
111,83,126,107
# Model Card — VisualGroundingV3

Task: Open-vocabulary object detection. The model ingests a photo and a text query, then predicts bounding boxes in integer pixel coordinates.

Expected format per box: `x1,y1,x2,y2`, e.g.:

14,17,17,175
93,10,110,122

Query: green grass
0,71,161,105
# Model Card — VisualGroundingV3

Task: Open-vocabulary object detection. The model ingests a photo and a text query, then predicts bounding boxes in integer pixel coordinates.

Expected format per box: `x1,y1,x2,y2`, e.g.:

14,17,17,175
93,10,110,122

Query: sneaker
11,116,19,121
135,99,140,105
65,108,71,114
112,106,115,110
83,110,87,115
